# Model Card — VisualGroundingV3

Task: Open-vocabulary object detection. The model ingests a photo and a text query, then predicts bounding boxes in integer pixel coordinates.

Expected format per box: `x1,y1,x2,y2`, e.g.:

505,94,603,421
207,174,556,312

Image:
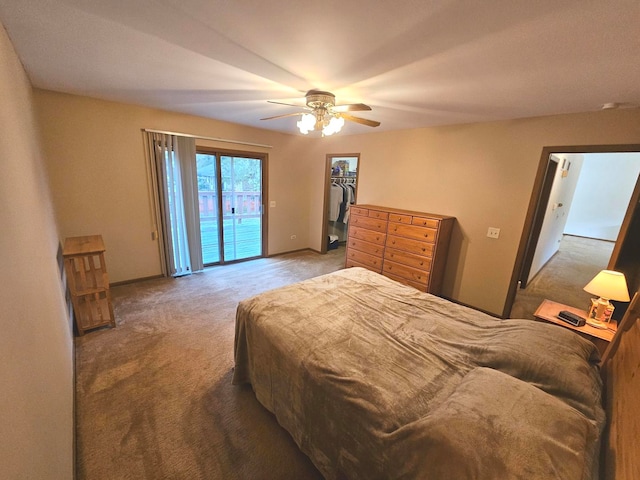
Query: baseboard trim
112,249,330,285
267,248,322,257
110,274,164,287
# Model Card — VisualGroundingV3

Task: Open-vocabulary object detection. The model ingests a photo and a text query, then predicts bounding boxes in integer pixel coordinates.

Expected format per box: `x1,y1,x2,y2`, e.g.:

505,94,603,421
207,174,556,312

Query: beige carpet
76,237,611,479
510,235,614,319
75,248,346,480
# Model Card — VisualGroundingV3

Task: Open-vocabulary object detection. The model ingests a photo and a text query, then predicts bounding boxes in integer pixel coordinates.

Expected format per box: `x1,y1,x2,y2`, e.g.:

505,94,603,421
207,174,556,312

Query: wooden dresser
345,205,455,295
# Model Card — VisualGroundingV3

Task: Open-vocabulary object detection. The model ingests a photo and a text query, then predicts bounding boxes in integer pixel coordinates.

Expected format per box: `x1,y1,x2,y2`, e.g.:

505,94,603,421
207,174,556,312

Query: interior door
518,156,558,288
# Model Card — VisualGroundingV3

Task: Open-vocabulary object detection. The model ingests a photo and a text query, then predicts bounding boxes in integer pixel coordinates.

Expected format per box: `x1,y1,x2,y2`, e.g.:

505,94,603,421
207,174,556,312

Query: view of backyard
197,154,262,264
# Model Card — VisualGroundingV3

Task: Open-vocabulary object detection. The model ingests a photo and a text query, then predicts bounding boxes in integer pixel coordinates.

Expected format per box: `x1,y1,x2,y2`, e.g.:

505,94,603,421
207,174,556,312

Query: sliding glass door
196,153,220,264
221,155,262,261
196,151,264,265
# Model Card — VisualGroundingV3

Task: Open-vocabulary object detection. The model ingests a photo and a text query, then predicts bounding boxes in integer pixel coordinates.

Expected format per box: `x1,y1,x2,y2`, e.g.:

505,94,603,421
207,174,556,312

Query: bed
232,267,639,479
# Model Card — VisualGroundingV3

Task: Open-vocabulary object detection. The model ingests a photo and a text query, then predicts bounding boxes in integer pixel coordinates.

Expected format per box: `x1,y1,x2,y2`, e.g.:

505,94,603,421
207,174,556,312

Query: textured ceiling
1,0,639,135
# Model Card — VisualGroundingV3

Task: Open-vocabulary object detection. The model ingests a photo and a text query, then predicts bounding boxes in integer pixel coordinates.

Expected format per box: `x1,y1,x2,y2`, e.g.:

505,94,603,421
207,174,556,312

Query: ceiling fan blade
331,103,372,112
342,113,381,127
267,100,310,109
260,112,304,121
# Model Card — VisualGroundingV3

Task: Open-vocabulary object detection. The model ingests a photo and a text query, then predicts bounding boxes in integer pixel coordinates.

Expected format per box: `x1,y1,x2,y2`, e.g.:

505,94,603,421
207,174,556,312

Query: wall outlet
487,227,500,239
269,200,276,208
290,234,297,240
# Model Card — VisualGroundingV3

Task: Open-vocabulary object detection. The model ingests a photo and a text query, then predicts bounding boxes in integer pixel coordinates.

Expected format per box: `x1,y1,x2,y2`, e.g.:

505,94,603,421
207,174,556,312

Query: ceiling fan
261,90,380,135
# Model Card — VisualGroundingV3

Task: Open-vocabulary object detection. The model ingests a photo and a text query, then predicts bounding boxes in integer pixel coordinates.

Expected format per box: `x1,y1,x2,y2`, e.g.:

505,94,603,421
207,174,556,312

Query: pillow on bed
474,320,604,425
387,367,600,480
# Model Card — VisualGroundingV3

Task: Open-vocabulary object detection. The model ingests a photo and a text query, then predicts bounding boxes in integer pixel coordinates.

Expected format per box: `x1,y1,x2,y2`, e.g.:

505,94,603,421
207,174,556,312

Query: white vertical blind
145,132,202,277
176,136,203,273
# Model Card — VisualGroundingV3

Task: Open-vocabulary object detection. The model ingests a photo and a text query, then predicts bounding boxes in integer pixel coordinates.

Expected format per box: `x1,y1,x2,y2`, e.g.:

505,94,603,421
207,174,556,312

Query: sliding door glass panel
196,153,220,264
221,155,262,261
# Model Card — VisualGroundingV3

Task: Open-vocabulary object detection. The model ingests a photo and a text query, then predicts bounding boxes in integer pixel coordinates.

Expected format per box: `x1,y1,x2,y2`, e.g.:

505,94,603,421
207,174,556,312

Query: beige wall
309,112,640,314
34,90,640,316
35,90,322,282
0,24,74,479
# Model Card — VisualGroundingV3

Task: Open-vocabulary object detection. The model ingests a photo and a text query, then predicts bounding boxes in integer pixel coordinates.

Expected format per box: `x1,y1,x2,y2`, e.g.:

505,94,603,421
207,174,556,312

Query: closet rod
142,128,272,149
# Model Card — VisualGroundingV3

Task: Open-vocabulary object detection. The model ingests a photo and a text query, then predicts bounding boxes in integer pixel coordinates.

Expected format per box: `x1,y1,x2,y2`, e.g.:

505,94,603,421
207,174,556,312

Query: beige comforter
233,267,604,480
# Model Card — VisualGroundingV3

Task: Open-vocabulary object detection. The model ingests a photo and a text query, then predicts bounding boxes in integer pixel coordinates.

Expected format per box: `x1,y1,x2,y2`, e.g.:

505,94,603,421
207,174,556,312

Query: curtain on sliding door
145,132,203,277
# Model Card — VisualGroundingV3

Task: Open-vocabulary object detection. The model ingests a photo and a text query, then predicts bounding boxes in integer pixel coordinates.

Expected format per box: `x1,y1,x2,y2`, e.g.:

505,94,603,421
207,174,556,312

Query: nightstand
533,299,616,356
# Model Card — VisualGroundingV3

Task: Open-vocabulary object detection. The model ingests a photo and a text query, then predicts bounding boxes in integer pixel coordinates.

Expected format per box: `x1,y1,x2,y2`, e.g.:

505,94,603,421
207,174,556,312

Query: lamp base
586,318,609,329
587,297,614,326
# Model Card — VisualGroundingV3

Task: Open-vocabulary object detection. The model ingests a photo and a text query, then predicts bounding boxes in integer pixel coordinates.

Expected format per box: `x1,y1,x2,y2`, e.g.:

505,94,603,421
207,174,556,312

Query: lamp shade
583,270,630,302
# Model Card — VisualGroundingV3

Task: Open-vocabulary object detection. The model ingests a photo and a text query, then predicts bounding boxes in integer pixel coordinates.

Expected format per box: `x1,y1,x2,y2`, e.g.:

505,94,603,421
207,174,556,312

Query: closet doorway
196,148,266,265
320,154,359,254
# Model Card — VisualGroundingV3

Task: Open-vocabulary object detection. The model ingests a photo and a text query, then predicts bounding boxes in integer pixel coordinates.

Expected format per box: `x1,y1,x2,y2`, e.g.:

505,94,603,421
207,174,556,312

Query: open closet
321,154,359,254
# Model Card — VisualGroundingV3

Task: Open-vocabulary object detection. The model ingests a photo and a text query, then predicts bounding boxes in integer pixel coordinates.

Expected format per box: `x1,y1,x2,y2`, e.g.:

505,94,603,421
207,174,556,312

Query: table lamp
583,269,630,328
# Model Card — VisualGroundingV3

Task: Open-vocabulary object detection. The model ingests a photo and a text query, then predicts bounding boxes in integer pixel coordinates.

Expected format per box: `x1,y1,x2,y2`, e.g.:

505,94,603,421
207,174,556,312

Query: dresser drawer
387,235,435,256
350,206,370,217
346,258,382,274
385,272,428,292
348,238,385,257
382,260,429,286
368,210,389,220
389,213,412,224
384,248,432,271
388,223,437,242
412,216,440,229
346,248,384,271
348,226,386,245
351,214,388,233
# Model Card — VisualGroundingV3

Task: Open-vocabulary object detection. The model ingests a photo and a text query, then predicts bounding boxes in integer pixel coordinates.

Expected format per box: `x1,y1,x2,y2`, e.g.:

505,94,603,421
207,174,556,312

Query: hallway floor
510,235,614,319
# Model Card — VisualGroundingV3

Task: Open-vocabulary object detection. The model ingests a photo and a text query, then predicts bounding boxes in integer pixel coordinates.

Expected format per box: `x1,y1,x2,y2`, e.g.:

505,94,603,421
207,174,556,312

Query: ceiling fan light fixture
297,113,316,134
267,90,379,134
322,115,345,136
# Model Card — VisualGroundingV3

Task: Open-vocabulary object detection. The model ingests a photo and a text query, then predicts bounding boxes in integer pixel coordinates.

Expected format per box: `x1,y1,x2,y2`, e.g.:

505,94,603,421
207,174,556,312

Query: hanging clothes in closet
329,182,343,222
329,178,356,224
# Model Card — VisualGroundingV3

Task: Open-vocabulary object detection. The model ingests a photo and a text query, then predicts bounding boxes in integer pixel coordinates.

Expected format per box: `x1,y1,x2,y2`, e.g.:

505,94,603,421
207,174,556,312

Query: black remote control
557,310,586,327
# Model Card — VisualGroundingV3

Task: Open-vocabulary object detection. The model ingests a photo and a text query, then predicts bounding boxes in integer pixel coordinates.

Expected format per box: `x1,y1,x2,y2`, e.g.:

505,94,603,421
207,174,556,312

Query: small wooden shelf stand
63,235,116,336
